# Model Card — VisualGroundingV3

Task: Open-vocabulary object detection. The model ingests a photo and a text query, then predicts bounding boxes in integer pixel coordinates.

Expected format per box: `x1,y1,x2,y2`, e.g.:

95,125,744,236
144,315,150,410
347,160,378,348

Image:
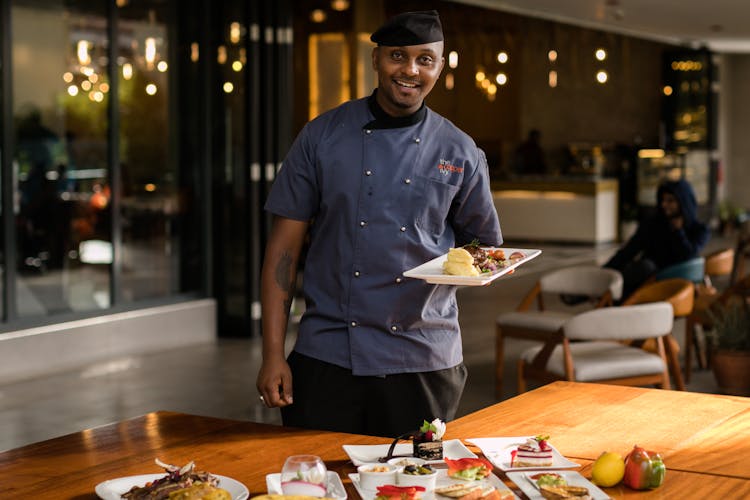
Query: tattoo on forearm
275,251,295,317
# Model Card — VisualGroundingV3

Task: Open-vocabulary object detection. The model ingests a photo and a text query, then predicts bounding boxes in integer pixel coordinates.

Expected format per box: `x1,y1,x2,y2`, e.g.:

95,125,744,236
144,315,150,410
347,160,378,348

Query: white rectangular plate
266,471,347,500
95,473,248,500
466,437,579,471
506,470,610,500
343,439,476,467
403,248,541,286
348,469,519,500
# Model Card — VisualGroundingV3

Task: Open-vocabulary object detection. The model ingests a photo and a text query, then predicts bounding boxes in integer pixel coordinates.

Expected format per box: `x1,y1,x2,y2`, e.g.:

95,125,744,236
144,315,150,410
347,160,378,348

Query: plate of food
466,436,579,472
349,458,519,500
403,245,541,286
94,459,249,500
505,470,610,500
343,439,477,467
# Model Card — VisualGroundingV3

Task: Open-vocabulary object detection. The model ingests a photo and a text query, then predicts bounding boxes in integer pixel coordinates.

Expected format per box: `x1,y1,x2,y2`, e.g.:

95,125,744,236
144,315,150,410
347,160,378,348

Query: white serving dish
396,466,438,489
403,248,541,286
506,470,611,500
343,439,477,467
357,464,399,491
348,468,519,500
466,437,580,471
95,474,248,500
266,471,347,500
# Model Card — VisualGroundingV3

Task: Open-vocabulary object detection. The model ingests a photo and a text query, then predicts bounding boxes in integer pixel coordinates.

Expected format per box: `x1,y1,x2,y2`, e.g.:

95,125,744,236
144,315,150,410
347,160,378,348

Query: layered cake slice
413,419,446,460
510,435,554,467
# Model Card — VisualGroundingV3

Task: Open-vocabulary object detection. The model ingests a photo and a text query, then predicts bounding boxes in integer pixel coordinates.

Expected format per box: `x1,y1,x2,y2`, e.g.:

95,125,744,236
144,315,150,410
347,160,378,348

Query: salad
444,458,494,481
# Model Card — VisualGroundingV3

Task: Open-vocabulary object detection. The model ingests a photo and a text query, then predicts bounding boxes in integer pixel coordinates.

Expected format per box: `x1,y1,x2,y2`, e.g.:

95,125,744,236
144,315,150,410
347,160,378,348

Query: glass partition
117,2,176,302
12,0,111,317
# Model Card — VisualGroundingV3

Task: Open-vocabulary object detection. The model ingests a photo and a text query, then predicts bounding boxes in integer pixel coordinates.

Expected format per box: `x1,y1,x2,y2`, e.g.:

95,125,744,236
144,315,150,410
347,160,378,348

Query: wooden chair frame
495,267,622,399
621,278,694,391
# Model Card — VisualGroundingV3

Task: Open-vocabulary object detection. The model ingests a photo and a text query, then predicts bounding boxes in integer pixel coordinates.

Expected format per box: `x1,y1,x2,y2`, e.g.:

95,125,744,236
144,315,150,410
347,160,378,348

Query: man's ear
371,46,379,70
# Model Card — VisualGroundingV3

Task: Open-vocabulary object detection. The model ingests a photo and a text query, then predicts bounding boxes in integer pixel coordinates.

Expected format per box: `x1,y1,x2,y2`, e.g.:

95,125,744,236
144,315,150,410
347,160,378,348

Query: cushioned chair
730,221,750,285
702,248,735,290
653,256,705,283
680,248,736,379
621,278,695,390
517,302,674,393
495,266,623,399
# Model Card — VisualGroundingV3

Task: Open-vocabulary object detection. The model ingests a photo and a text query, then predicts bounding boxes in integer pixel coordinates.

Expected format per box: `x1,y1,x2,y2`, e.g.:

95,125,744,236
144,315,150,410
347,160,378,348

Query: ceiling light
448,51,458,69
331,0,349,11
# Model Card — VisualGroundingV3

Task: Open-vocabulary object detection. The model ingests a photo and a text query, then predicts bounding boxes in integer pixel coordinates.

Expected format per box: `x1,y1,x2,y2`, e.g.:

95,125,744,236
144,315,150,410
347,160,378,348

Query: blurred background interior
1,0,750,451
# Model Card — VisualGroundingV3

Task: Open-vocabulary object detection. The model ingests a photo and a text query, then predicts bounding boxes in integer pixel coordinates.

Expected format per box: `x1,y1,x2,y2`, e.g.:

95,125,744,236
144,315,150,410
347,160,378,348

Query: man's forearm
261,248,298,359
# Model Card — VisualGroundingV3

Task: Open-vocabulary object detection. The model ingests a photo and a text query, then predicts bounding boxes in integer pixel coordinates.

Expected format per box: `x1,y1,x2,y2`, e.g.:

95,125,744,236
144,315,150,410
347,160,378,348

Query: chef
257,10,502,436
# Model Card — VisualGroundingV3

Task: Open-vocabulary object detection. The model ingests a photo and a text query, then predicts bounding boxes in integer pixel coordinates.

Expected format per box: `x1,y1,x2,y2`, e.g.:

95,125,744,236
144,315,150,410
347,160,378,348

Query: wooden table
2,381,748,498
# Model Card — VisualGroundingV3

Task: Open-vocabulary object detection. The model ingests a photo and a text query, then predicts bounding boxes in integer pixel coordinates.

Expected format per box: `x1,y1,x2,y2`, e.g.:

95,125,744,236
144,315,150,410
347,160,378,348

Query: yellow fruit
591,451,625,487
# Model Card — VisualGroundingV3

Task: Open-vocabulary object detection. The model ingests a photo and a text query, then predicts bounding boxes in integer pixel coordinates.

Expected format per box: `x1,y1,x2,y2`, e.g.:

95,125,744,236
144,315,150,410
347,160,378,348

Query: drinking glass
280,454,328,497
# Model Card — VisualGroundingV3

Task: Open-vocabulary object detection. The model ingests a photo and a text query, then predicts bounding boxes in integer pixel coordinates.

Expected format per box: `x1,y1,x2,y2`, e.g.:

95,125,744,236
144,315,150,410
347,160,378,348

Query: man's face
372,42,445,117
660,191,681,219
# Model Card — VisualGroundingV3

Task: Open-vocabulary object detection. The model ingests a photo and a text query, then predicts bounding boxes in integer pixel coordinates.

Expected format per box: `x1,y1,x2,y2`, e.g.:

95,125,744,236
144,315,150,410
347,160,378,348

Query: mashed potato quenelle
442,248,480,276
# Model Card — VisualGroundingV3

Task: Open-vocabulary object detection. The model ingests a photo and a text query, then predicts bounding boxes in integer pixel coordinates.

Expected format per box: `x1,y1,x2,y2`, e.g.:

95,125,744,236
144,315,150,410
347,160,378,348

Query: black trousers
281,351,468,437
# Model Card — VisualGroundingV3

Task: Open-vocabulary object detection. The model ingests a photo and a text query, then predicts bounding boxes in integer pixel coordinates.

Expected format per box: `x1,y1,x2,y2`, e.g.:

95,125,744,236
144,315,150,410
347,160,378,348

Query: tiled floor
0,238,732,452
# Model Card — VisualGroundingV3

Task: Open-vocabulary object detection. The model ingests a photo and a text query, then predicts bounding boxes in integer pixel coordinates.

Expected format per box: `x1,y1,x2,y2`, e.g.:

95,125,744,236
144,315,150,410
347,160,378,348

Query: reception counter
493,177,618,244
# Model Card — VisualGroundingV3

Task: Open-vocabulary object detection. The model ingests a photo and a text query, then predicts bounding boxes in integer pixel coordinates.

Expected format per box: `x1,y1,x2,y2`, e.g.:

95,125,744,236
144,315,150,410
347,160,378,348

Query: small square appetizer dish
505,470,609,500
466,436,579,472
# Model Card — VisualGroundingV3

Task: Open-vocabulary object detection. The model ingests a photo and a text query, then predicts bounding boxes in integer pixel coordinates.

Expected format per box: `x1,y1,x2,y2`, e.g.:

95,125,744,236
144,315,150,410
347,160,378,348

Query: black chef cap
370,10,444,46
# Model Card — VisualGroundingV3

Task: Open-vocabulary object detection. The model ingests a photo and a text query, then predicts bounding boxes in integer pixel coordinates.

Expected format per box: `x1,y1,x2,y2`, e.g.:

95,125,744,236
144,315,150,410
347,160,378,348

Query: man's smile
394,79,419,88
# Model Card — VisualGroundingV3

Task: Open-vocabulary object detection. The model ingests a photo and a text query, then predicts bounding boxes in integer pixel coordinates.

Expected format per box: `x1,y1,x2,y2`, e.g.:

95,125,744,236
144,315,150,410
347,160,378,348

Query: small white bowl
387,457,427,469
396,465,438,490
357,464,398,491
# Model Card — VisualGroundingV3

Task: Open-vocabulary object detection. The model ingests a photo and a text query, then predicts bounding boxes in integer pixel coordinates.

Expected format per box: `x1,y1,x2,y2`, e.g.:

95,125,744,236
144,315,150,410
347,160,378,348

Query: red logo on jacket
437,159,463,175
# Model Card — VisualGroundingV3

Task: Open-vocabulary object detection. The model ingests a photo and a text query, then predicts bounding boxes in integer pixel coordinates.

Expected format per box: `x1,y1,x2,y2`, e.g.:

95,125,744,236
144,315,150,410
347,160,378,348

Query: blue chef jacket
265,93,502,376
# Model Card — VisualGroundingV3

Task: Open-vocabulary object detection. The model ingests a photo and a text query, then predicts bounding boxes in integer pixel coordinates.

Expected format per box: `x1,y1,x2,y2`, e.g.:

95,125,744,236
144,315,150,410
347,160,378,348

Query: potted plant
707,298,750,396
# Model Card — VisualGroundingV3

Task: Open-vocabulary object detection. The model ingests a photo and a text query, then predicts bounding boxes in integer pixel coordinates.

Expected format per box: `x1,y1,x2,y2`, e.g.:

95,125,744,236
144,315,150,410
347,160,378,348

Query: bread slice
434,484,483,498
539,484,592,499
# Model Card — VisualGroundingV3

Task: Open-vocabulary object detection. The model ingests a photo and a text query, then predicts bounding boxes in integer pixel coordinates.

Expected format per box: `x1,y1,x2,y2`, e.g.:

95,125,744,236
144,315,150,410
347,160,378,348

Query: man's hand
670,215,684,230
257,356,293,408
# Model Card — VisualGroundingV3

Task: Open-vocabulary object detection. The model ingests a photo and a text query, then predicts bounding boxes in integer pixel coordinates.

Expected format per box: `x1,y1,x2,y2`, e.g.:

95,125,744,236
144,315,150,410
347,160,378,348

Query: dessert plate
95,474,248,500
266,471,347,500
343,439,477,466
348,469,519,500
466,437,579,471
403,248,541,286
506,470,610,500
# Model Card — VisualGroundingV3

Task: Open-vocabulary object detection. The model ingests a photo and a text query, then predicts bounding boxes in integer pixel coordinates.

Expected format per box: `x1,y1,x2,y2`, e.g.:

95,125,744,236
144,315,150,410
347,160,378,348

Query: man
256,10,502,436
605,178,710,299
512,129,547,176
